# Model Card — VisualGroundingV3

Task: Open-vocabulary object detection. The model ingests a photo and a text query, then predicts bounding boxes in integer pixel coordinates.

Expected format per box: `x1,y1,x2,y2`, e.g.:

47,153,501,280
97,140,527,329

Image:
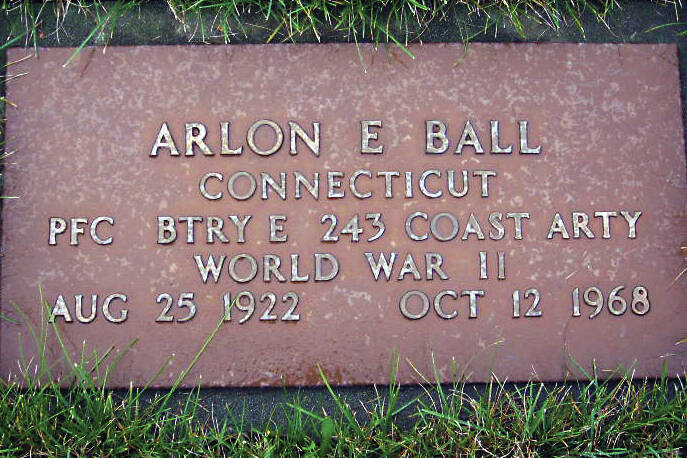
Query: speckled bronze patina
2,44,685,387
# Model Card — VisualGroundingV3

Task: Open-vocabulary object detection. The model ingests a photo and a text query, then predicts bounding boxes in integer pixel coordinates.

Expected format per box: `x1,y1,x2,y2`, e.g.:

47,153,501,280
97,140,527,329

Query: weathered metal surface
1,43,685,387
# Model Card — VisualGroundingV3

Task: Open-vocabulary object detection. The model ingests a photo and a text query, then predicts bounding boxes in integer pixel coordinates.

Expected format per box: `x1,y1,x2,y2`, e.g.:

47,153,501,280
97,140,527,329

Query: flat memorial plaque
1,43,686,387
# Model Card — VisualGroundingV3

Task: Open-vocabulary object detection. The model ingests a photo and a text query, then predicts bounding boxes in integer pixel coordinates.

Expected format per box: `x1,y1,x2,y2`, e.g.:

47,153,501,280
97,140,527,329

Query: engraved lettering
157,216,176,244
263,254,286,282
462,213,485,240
220,121,243,155
430,212,460,242
399,290,430,320
102,294,128,323
185,122,214,156
434,290,458,319
350,170,372,199
519,120,541,154
447,170,468,197
50,295,72,323
261,172,287,200
89,216,114,245
75,294,97,323
227,171,257,200
405,212,428,241
150,122,180,156
206,217,229,244
327,171,345,198
572,211,595,239
620,210,641,238
425,252,449,280
269,215,288,242
594,211,618,239
488,212,505,240
247,119,283,156
398,254,422,280
361,120,383,154
70,217,88,245
289,121,320,156
228,254,259,283
294,172,319,199
455,120,484,154
48,217,67,245
547,213,570,239
314,253,339,281
364,252,397,280
505,212,529,240
473,170,496,197
199,172,223,200
377,171,400,198
290,254,310,282
229,215,251,243
426,120,448,154
194,254,226,283
419,170,442,198
490,120,512,154
461,289,484,318
179,216,202,243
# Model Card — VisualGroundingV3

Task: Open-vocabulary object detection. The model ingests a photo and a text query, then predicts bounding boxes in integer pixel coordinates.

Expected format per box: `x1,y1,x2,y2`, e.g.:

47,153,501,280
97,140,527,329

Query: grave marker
1,43,685,387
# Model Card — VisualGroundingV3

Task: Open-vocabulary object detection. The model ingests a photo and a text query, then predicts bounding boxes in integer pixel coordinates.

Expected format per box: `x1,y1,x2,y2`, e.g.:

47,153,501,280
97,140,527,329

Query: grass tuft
0,0,683,60
1,363,686,454
0,293,686,455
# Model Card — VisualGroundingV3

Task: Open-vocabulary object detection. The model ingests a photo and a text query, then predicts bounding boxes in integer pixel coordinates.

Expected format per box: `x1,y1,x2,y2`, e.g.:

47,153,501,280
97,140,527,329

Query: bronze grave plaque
1,43,686,387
